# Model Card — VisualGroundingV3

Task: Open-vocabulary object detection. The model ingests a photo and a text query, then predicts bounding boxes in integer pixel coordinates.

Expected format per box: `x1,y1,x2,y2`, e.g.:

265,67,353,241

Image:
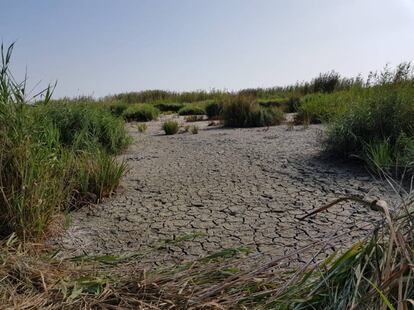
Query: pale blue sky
1,0,414,98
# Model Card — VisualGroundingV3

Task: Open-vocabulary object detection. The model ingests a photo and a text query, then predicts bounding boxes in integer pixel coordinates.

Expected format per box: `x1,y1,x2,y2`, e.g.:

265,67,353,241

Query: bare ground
54,116,397,268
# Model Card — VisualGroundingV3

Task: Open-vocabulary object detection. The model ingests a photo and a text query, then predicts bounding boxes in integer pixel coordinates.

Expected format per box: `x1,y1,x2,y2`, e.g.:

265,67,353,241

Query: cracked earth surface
55,116,397,267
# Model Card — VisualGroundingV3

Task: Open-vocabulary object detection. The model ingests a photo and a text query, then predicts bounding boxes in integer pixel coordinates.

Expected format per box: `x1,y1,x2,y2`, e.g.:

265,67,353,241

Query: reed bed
0,43,130,240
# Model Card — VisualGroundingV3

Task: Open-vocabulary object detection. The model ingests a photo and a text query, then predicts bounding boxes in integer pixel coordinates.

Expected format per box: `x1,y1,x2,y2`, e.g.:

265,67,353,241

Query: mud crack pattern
55,118,397,266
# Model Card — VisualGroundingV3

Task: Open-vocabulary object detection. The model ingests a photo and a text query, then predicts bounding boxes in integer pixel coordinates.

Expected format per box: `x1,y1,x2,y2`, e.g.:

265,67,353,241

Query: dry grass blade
1,192,413,309
298,195,386,221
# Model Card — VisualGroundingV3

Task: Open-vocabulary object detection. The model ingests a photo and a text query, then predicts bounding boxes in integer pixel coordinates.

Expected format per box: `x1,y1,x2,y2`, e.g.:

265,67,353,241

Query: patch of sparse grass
181,125,190,133
162,120,179,135
190,125,199,134
201,247,252,262
286,120,294,131
122,104,160,122
263,107,285,126
136,123,147,133
185,115,204,122
208,120,220,127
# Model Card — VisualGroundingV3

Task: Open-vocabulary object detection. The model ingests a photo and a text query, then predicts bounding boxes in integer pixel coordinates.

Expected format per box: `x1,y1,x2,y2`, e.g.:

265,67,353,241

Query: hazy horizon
1,0,414,98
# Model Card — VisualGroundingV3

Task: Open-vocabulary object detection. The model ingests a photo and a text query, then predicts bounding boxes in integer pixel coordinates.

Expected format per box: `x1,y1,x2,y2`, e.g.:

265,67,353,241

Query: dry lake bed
55,116,397,267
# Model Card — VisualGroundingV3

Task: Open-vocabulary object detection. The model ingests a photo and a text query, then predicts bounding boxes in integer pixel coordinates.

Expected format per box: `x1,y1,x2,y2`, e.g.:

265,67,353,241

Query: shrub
178,104,206,115
154,102,184,112
122,104,160,122
222,96,284,128
162,120,179,135
205,101,222,119
136,123,147,133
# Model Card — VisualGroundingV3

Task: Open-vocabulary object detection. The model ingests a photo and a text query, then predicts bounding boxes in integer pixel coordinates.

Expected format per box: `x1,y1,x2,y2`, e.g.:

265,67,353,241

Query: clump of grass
33,103,130,154
0,43,129,239
295,90,357,124
0,139,70,238
257,97,287,107
154,102,184,113
70,152,127,206
136,123,147,133
162,120,179,135
222,96,285,128
365,140,394,175
311,70,342,93
104,100,128,117
285,96,301,112
263,107,285,125
205,101,222,119
258,97,300,113
177,103,206,115
326,81,414,176
190,125,199,134
185,115,204,122
122,104,160,122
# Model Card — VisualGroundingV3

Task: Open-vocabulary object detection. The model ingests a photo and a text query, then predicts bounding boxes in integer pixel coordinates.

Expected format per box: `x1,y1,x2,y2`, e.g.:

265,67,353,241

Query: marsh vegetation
1,43,413,309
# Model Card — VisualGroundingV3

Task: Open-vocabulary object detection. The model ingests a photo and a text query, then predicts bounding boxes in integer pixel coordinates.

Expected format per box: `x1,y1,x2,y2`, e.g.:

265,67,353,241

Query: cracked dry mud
56,116,397,267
